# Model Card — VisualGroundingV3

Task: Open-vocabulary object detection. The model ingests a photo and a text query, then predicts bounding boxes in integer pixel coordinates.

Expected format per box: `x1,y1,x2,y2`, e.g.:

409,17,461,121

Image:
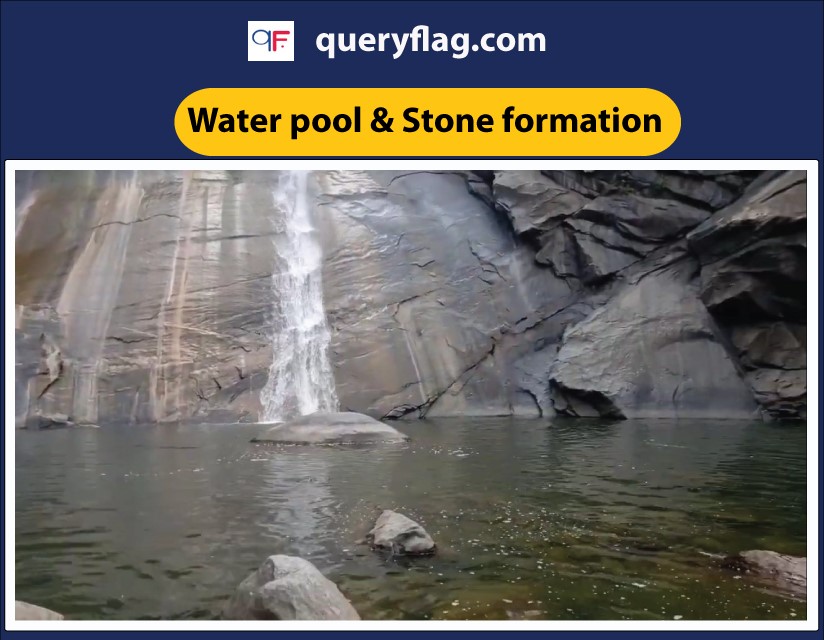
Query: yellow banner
174,88,681,157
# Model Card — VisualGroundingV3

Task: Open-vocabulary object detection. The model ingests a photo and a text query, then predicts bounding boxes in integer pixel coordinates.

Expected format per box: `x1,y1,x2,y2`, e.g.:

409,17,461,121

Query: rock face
548,265,758,419
723,550,806,599
252,411,408,444
225,555,360,620
367,510,436,556
16,171,280,426
687,171,807,419
317,170,571,419
15,601,64,620
14,169,806,423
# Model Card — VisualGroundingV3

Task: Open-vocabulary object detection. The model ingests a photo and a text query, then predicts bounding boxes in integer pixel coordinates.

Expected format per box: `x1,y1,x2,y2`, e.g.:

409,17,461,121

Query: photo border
4,159,819,632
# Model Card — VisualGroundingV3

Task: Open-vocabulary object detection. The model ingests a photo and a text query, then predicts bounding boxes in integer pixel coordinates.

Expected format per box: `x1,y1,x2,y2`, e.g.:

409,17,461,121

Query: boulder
225,555,360,620
367,510,436,556
252,411,408,444
15,601,64,620
548,266,758,419
723,550,806,599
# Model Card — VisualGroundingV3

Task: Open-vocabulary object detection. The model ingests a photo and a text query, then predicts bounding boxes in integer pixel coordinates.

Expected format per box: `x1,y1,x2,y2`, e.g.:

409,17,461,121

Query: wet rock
15,601,64,620
506,609,544,620
723,550,806,598
252,411,408,445
318,170,572,419
367,510,436,556
548,266,758,419
15,170,281,425
25,413,75,430
225,555,360,620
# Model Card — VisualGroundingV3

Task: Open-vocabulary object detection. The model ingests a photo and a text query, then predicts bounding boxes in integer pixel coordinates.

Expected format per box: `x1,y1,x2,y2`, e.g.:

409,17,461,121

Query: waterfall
260,170,339,422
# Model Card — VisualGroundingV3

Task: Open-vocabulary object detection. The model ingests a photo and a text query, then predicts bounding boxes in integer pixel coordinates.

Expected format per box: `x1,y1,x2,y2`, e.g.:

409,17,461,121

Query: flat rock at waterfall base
252,411,409,445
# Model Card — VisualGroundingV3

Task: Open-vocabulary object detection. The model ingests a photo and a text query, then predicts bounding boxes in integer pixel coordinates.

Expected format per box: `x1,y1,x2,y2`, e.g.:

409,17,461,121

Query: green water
15,418,806,620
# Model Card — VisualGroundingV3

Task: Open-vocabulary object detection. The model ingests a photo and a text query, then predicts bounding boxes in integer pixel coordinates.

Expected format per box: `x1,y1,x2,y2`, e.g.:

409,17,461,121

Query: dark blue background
2,0,821,638
1,0,823,159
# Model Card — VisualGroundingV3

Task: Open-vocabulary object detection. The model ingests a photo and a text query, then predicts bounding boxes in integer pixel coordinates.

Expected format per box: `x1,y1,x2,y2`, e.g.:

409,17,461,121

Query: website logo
248,21,294,61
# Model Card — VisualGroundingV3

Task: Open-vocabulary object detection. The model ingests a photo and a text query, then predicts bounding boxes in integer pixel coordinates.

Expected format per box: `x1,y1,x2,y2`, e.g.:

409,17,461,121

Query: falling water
260,170,339,422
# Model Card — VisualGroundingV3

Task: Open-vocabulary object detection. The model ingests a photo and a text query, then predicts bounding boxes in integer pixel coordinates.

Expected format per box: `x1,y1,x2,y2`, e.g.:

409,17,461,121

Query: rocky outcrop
225,555,360,620
478,169,805,420
687,171,807,419
14,168,806,423
367,510,436,556
252,411,408,444
15,601,64,620
548,265,758,419
723,550,806,599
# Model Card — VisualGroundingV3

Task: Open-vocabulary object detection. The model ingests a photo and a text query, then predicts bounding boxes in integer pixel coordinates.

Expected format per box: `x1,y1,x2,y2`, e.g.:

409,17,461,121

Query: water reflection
15,418,806,620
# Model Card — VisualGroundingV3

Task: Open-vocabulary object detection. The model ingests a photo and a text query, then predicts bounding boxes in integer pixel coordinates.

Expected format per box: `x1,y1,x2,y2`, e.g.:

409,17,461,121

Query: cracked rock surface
15,169,806,424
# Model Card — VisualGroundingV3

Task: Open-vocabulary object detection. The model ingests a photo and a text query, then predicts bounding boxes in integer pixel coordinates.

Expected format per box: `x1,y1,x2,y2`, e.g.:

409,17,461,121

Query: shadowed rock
367,510,436,556
723,550,806,599
23,413,75,430
225,555,360,620
688,171,807,419
15,601,64,620
252,411,408,445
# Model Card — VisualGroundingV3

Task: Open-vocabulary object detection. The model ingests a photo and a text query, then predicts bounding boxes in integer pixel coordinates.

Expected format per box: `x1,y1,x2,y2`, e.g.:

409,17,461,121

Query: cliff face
15,171,278,425
14,169,806,426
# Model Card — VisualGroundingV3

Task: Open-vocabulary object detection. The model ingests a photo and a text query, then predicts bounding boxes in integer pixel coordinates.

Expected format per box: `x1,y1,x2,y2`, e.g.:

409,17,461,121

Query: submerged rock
225,555,360,620
367,510,436,556
15,601,64,620
252,411,408,444
723,550,806,598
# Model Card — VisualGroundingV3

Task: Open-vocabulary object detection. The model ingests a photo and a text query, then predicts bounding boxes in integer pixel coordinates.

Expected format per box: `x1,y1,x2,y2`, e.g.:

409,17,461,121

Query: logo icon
248,21,294,61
